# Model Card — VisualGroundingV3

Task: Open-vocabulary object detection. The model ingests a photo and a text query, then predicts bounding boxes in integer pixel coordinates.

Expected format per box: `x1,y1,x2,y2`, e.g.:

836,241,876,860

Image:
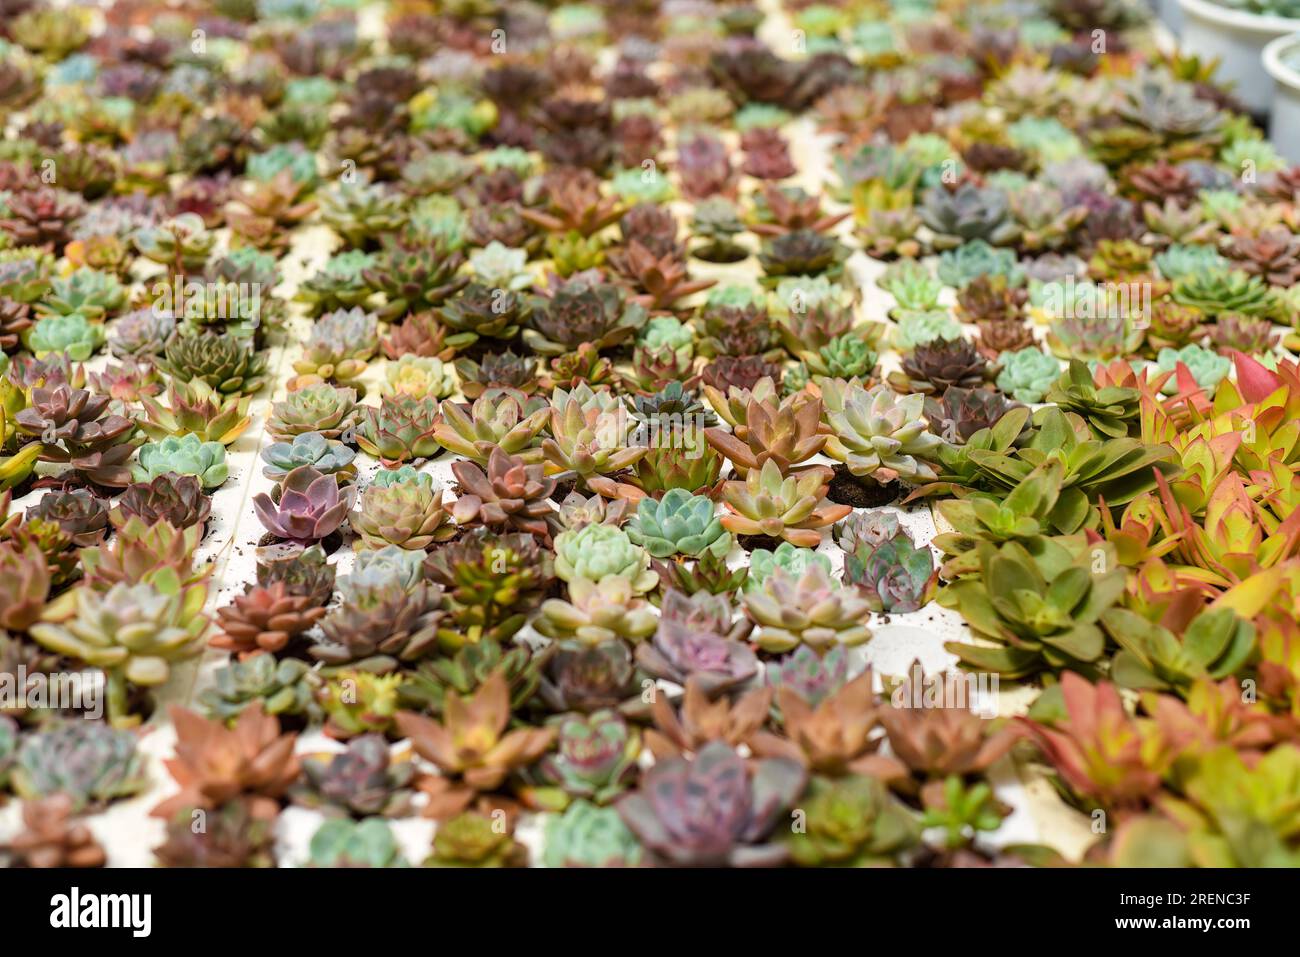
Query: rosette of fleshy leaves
843,528,939,613
296,250,378,317
745,541,833,593
422,528,555,650
720,460,851,547
543,800,644,867
743,562,874,653
525,710,641,810
616,741,807,867
362,229,468,321
132,434,228,489
23,312,106,361
624,488,730,560
290,734,416,819
28,567,207,726
819,378,946,484
253,466,354,544
261,431,356,482
524,271,648,356
155,331,268,396
448,446,558,542
291,306,379,390
13,384,137,487
541,385,646,497
354,394,442,466
351,468,456,551
437,282,531,350
704,388,828,476
433,389,548,465
267,383,359,441
137,379,251,446
384,355,458,401
636,589,758,695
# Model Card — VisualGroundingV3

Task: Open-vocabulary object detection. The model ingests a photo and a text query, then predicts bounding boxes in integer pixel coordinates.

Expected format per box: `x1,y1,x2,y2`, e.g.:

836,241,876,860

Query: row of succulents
2,0,1300,869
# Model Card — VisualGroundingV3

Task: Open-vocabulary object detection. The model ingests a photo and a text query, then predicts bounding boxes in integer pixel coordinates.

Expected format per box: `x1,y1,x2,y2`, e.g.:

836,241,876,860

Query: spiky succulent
1172,269,1277,320
156,331,268,395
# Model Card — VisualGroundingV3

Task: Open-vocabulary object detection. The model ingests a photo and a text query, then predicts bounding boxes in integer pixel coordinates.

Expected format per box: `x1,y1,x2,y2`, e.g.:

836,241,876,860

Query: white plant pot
1264,33,1300,163
1160,0,1186,34
1178,0,1300,115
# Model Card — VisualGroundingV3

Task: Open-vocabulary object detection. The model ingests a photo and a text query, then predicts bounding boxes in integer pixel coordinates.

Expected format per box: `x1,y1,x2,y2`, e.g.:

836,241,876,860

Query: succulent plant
23,312,105,360
995,348,1060,403
253,466,353,543
843,532,938,613
267,383,359,440
130,434,226,489
292,307,379,389
351,471,455,551
137,379,251,447
4,794,108,868
525,273,647,356
27,488,108,547
1173,268,1277,320
310,573,444,672
919,184,1016,250
210,581,327,659
156,331,268,395
29,568,207,724
1154,344,1230,396
553,523,657,593
433,391,547,467
1044,360,1141,440
426,812,528,868
254,542,335,607
309,817,407,868
353,394,442,466
291,734,415,818
108,474,208,531
765,645,852,709
616,741,806,867
261,431,356,483
624,488,729,560
422,529,553,649
744,563,873,653
529,710,640,809
784,774,919,867
720,460,850,547
198,655,320,726
448,446,558,541
316,670,403,740
394,670,556,819
543,800,644,867
154,797,276,868
820,379,946,484
940,539,1126,679
1207,313,1280,354
746,541,834,593
0,539,51,631
12,721,147,810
